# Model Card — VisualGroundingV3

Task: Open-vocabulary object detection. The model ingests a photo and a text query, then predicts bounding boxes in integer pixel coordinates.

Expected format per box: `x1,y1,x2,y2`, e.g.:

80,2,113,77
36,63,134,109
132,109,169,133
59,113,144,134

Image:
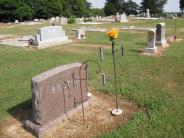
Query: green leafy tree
180,0,184,14
72,0,89,17
122,0,139,15
104,0,123,15
14,2,33,21
0,0,16,22
0,0,92,21
91,8,105,16
141,0,167,14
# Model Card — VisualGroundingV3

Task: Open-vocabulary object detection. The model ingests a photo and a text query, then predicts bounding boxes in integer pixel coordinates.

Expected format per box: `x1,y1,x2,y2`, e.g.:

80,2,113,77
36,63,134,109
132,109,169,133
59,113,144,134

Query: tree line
104,0,184,16
0,0,183,22
104,0,168,16
0,0,92,22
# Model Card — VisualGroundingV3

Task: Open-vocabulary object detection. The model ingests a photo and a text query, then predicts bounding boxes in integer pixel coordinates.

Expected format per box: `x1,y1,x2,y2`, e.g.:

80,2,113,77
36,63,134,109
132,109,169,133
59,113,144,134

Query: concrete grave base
33,37,72,49
156,40,167,46
144,47,157,54
132,17,159,20
25,99,90,138
120,20,128,23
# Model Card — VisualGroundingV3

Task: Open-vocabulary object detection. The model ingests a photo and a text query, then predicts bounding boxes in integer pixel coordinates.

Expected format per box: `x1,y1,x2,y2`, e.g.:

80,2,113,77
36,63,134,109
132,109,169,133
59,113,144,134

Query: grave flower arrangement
106,28,123,116
107,28,119,42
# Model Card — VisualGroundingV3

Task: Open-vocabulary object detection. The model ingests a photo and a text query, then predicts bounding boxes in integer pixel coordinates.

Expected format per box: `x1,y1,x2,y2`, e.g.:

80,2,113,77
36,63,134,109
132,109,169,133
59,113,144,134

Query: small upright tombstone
156,22,167,46
49,17,55,23
119,13,128,22
25,63,89,138
55,16,60,25
116,12,120,21
15,20,19,24
34,19,39,22
146,9,150,18
76,29,86,39
39,19,45,22
60,17,68,25
75,18,81,24
145,29,157,54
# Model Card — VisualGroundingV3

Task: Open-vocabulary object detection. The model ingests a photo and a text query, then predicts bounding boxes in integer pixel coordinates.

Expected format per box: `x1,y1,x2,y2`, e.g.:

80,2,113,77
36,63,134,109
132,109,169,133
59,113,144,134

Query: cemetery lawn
0,19,184,137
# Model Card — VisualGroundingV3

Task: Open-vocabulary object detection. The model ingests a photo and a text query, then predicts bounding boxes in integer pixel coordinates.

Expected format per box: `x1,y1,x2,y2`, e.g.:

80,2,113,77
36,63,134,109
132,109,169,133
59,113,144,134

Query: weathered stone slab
145,29,157,54
25,63,89,137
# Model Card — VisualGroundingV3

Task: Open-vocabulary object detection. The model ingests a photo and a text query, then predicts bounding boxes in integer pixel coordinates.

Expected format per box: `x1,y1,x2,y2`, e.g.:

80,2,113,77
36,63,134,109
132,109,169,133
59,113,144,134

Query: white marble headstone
145,29,157,54
146,9,150,18
34,26,71,49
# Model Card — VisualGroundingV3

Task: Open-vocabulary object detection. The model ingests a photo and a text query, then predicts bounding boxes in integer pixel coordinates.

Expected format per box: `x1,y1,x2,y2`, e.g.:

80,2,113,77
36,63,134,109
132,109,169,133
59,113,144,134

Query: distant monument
119,13,128,22
146,9,150,18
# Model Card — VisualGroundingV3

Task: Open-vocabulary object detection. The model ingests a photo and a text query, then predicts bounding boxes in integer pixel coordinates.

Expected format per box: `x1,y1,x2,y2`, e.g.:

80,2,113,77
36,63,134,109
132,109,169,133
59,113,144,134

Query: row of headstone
50,17,68,25
75,16,117,23
116,12,128,22
145,22,167,54
74,22,166,54
14,19,47,25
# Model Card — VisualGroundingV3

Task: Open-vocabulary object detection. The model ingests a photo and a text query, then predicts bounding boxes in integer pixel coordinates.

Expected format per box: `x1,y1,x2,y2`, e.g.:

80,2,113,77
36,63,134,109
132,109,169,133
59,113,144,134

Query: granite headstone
25,63,89,137
156,22,167,46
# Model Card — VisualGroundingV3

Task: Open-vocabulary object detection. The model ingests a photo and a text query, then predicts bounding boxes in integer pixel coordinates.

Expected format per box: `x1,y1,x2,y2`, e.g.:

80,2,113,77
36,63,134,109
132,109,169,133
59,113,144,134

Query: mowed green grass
0,19,184,138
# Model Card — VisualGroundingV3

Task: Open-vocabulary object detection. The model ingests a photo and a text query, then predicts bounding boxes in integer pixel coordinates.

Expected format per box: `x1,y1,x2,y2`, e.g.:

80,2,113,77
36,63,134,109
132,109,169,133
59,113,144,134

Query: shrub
68,17,75,24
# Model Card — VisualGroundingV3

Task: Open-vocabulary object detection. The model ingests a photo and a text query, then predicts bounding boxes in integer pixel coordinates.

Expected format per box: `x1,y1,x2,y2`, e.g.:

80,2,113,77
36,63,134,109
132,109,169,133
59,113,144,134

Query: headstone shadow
7,99,32,124
128,42,146,53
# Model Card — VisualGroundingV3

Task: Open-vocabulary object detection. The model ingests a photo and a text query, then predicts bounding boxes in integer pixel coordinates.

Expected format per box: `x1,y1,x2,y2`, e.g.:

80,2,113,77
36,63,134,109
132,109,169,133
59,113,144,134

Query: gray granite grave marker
156,22,167,46
25,63,89,137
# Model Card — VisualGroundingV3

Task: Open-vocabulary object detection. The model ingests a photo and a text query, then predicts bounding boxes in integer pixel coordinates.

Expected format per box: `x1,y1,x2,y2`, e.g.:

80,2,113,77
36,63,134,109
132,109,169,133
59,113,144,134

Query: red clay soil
0,91,143,138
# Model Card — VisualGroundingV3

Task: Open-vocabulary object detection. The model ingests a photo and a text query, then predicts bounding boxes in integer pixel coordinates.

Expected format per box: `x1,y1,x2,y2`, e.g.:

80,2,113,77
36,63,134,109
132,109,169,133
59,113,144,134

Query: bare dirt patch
0,91,143,138
0,35,16,41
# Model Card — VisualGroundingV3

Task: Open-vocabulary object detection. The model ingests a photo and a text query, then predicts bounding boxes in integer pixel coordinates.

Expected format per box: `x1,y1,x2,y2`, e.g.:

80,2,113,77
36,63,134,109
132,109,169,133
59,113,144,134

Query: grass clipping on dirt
0,91,143,138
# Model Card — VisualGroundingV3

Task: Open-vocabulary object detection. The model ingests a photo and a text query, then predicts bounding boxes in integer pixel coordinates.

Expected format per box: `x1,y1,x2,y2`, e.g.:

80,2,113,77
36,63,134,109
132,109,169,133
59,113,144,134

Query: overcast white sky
87,0,180,12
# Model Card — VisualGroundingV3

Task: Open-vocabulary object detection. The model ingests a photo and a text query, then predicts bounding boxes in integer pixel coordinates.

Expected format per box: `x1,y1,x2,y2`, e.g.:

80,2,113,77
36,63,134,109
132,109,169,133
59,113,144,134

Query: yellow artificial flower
107,28,119,40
